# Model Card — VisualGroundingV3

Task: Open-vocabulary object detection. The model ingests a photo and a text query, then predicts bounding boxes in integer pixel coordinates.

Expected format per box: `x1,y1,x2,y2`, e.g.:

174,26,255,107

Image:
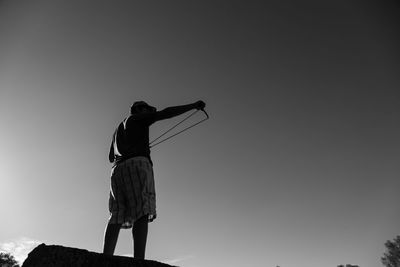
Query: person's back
112,115,154,164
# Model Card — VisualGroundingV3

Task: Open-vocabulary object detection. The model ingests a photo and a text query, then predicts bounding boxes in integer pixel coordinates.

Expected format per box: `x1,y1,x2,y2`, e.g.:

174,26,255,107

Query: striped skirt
108,156,157,229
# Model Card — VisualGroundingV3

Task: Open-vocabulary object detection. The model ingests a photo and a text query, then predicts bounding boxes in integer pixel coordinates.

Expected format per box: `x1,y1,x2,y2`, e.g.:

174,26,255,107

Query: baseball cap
131,101,156,113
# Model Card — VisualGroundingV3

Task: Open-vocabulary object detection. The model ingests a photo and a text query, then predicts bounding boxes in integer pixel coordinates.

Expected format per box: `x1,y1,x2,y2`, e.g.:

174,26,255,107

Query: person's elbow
154,110,173,121
109,151,114,163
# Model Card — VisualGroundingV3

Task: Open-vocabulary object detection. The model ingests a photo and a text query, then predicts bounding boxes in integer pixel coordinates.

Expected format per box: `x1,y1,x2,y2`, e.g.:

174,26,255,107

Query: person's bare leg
132,216,148,259
103,223,121,255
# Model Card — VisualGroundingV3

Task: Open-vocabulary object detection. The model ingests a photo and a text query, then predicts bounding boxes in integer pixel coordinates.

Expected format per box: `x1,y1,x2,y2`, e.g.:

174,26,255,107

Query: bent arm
108,132,115,163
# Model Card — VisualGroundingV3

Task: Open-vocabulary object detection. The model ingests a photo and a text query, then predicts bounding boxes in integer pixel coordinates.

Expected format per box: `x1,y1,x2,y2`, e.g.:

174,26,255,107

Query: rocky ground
22,244,177,267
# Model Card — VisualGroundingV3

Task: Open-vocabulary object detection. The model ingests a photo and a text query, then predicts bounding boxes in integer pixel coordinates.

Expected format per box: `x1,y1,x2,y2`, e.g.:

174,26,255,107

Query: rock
22,244,178,267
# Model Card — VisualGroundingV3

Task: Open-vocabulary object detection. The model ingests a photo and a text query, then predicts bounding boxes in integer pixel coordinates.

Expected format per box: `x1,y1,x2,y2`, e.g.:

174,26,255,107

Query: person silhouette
103,100,206,259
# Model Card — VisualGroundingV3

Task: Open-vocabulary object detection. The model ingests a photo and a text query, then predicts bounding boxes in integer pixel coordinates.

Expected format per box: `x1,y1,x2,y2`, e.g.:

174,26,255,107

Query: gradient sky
1,1,399,267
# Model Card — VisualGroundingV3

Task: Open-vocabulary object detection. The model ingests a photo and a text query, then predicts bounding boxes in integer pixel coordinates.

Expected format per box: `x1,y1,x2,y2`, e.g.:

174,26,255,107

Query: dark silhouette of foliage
0,252,20,267
382,235,400,267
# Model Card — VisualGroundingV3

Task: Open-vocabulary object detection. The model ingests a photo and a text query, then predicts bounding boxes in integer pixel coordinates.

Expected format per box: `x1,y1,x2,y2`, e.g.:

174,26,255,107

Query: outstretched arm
131,101,205,122
155,101,205,121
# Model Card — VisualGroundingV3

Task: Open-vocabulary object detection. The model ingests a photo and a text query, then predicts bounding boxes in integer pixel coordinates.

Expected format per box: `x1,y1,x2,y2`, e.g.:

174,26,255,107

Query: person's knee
136,215,149,225
132,215,148,234
108,223,122,230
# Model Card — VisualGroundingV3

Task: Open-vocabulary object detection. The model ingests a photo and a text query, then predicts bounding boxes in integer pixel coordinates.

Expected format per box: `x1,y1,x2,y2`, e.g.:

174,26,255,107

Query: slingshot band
150,109,209,148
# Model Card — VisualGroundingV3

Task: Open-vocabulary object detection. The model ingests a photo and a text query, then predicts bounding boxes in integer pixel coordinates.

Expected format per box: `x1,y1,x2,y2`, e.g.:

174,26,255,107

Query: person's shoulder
126,114,155,125
124,115,137,126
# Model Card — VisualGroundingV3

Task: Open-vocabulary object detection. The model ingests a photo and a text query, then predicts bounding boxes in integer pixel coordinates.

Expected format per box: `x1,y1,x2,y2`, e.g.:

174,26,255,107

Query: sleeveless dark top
111,115,155,165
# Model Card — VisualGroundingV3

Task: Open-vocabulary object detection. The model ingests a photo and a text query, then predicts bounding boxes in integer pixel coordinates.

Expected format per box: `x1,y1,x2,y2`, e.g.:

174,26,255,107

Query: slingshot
150,109,209,148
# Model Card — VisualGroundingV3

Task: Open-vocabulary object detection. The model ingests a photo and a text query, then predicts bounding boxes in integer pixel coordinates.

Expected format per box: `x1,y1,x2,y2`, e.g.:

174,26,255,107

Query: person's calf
132,216,148,259
103,223,121,255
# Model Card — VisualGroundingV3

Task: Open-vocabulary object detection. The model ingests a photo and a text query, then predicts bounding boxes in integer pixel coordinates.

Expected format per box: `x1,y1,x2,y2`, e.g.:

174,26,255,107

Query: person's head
130,101,157,115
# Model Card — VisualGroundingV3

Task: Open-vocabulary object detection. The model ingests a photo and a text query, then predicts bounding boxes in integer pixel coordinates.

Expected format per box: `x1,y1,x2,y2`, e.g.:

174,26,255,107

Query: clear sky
1,1,399,267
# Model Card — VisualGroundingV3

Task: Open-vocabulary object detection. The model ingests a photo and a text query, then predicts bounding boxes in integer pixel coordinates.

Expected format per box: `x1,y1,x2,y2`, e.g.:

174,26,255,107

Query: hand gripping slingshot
150,108,209,148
